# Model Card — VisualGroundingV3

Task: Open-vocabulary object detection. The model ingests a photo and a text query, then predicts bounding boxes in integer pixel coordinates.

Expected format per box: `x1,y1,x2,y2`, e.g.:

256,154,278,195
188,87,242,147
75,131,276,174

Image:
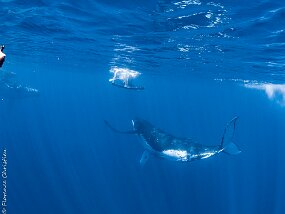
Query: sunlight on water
245,83,285,106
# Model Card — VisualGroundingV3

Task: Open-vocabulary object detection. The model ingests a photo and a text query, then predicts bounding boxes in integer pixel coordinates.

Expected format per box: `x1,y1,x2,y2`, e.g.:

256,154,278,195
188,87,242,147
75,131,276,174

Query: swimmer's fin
140,150,149,167
111,82,144,90
104,120,136,134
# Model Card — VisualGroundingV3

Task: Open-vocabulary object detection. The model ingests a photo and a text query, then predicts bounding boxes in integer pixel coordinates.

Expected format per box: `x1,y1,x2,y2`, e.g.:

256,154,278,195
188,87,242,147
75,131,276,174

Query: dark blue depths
0,0,285,213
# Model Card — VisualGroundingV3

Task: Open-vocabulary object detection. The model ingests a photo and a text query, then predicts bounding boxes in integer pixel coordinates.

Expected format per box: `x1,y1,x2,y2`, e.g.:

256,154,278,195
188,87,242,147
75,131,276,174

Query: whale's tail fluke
104,120,136,134
220,117,241,155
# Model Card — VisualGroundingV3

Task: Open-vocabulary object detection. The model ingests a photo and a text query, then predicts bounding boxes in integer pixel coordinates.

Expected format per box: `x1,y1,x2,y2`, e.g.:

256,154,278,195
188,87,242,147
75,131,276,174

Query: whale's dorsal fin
104,120,136,134
140,150,149,167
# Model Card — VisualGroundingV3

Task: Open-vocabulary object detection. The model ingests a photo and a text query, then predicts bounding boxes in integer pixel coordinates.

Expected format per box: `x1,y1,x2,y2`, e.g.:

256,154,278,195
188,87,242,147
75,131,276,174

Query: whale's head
131,118,151,133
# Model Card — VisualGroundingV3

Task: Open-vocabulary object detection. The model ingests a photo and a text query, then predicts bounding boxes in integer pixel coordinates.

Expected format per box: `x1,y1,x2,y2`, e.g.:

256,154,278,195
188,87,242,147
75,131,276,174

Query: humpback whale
105,117,241,165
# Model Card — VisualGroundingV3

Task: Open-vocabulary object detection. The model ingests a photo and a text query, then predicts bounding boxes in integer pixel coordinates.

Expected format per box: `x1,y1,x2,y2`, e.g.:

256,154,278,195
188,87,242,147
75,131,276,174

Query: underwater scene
0,0,285,213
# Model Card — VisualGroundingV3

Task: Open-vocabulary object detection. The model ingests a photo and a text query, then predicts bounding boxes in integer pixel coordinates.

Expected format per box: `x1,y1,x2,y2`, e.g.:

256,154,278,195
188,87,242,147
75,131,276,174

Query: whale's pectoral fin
140,150,149,167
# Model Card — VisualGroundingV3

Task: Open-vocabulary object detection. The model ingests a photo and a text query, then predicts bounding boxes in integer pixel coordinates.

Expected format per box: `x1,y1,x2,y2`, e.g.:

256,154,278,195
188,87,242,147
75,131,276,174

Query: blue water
0,0,285,213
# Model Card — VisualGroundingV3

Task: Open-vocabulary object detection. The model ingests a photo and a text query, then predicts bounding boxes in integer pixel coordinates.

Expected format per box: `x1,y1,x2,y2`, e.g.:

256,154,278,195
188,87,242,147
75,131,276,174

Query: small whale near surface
105,117,241,166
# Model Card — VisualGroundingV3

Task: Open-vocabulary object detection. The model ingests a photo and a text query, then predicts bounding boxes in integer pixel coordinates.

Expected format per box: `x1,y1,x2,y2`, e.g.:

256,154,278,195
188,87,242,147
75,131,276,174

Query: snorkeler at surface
109,67,144,90
0,45,6,68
